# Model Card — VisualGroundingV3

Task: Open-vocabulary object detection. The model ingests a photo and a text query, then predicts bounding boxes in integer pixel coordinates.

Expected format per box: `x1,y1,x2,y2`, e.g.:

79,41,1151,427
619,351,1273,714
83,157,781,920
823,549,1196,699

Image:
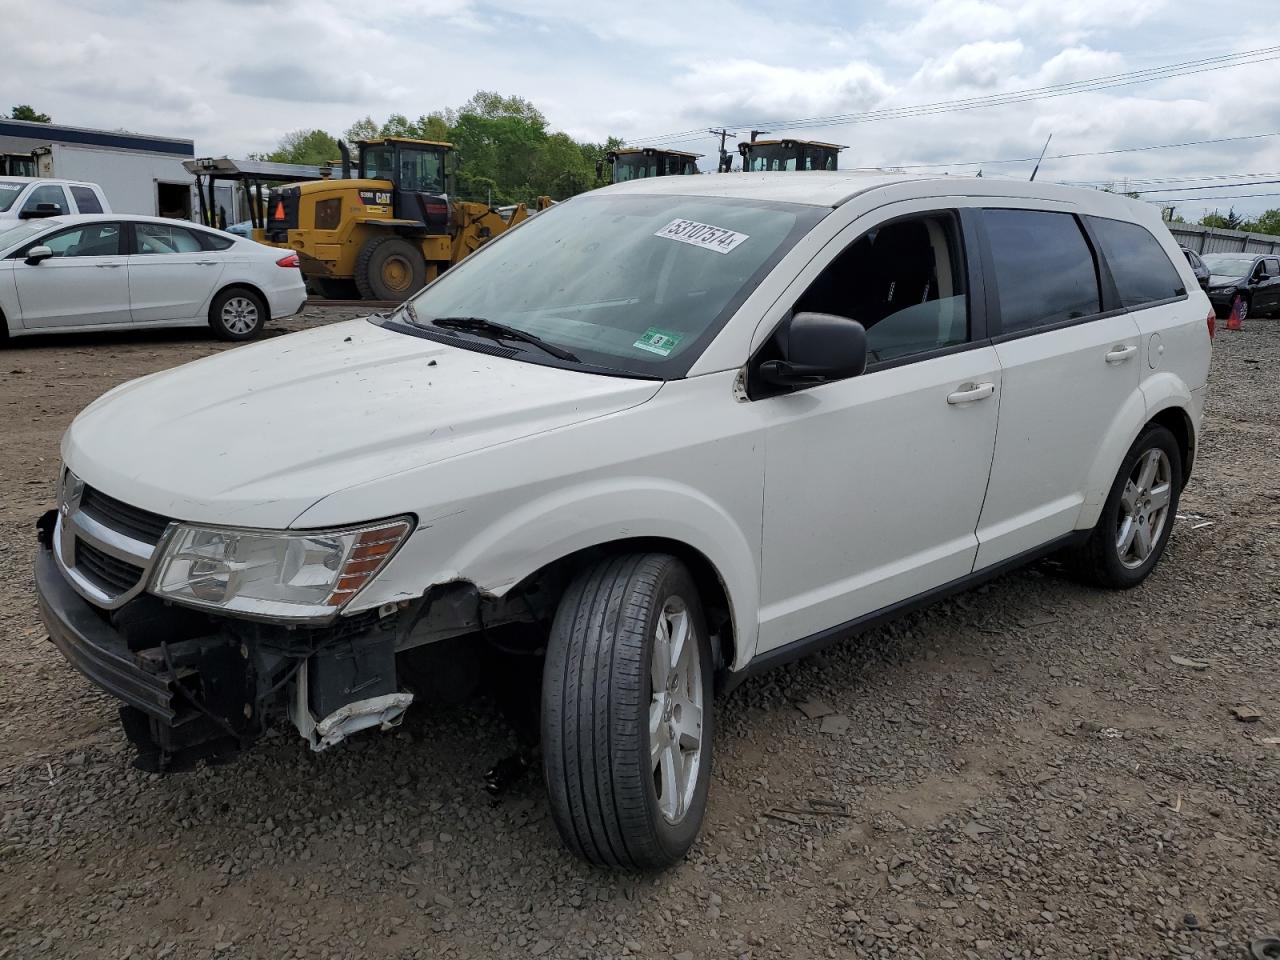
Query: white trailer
0,118,195,218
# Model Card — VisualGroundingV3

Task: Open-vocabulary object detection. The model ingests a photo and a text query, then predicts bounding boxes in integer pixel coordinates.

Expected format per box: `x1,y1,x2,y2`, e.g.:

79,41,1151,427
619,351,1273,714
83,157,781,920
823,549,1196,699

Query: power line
1128,178,1280,195
1143,191,1280,201
626,45,1280,146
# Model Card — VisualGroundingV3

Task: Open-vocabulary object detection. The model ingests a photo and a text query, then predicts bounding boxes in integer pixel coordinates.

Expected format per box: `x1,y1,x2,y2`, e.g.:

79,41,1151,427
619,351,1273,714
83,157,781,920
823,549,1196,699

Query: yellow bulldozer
257,137,547,300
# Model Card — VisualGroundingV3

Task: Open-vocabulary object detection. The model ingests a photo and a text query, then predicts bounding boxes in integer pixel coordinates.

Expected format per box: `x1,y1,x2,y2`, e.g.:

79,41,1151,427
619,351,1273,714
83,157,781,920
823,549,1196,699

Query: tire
1071,425,1183,589
542,553,713,869
354,236,426,301
209,287,266,341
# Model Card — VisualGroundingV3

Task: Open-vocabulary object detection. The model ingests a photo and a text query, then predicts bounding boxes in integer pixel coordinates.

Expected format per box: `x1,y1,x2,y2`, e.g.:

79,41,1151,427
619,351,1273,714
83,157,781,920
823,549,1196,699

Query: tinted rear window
1088,216,1185,308
70,186,103,214
983,209,1101,334
196,229,235,251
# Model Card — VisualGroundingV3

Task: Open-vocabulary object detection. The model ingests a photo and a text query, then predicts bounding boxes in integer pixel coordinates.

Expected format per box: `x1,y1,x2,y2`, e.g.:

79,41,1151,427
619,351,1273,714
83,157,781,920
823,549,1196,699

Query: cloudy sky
6,0,1280,218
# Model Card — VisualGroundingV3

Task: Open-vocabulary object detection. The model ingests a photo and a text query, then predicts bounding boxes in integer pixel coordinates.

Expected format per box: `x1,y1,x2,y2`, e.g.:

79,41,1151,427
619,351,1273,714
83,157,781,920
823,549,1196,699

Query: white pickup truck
0,177,111,222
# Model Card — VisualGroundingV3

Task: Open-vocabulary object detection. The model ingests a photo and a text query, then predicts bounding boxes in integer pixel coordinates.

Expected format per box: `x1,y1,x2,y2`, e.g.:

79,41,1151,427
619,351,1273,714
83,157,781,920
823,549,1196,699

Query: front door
755,206,1001,652
127,221,224,322
12,222,131,328
972,206,1142,569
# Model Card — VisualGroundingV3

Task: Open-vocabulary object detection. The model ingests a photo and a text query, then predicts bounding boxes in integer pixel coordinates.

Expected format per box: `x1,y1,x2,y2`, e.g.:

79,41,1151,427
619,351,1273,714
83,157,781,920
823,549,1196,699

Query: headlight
151,517,413,622
1210,284,1236,295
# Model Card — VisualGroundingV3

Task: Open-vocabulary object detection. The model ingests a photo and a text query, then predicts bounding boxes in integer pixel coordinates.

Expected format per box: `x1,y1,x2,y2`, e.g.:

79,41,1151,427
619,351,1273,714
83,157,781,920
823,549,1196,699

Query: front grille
80,486,170,544
76,539,145,595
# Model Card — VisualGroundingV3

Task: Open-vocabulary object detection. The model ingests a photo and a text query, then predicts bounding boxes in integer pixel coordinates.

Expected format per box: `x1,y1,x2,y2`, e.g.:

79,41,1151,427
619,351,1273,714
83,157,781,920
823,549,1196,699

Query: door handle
1105,344,1137,363
947,382,995,405
95,263,122,268
195,260,218,266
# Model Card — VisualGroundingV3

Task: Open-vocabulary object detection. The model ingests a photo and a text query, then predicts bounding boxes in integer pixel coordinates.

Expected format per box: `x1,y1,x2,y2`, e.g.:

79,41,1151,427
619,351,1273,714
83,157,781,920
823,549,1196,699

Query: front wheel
1071,425,1183,588
542,554,713,869
209,287,266,341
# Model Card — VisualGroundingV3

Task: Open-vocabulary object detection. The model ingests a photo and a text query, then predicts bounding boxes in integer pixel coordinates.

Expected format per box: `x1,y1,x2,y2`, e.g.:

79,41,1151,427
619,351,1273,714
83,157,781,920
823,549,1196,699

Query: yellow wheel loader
597,147,702,182
257,137,548,300
738,138,844,172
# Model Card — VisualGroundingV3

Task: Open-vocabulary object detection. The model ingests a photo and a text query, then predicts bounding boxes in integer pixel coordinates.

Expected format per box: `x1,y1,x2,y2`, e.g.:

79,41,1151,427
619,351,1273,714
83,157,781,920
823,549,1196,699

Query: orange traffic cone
272,199,285,221
1226,295,1243,331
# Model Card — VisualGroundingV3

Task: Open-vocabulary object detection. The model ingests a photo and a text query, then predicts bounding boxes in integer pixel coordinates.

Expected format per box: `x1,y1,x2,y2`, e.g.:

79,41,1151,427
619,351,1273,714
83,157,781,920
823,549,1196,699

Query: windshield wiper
429,315,580,362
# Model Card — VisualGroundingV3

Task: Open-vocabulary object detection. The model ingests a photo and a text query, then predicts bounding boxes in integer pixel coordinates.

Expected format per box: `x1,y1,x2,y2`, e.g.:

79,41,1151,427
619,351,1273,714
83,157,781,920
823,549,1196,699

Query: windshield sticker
654,218,749,255
633,328,684,357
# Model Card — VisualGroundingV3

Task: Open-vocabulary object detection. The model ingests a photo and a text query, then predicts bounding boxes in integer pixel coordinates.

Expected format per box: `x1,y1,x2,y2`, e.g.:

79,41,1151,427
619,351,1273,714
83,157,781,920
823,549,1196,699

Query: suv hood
63,319,662,528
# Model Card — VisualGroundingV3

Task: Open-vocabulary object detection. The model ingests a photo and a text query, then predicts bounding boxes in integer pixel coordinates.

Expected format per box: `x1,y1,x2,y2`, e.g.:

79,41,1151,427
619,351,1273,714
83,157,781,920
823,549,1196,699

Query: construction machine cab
738,139,844,172
353,137,451,230
600,147,702,182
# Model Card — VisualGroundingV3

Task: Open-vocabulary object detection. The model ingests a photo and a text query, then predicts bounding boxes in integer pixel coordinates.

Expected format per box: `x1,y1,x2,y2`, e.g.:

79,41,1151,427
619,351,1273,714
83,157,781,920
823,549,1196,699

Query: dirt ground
0,306,1276,960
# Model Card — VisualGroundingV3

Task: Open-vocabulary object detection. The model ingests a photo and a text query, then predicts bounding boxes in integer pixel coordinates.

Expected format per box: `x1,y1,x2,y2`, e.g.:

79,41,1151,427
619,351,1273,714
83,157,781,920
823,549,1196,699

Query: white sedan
0,214,306,341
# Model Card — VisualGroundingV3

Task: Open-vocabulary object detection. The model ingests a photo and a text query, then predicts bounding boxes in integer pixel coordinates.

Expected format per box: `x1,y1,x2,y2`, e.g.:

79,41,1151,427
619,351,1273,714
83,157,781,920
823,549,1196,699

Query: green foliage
1246,208,1280,236
9,104,51,122
1199,208,1246,231
266,129,340,166
264,91,622,205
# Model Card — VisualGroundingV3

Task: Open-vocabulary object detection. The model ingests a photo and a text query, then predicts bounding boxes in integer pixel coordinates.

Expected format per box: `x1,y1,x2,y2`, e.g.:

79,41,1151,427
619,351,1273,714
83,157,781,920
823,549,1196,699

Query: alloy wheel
648,596,704,824
1116,447,1172,569
221,296,259,335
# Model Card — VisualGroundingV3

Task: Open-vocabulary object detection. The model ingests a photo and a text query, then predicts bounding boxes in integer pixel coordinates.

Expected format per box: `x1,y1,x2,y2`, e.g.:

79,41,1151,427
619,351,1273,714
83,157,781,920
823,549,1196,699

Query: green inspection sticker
633,327,684,357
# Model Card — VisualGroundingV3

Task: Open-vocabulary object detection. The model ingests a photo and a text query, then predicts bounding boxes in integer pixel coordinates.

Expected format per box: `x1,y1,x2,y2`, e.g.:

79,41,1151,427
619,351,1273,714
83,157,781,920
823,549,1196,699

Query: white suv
36,172,1211,868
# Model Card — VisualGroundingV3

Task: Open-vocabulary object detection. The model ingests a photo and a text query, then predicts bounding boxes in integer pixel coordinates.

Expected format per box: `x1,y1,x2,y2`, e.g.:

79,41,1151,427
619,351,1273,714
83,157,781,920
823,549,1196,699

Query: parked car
1202,251,1280,320
0,177,110,222
35,174,1211,868
0,214,306,340
1181,247,1210,290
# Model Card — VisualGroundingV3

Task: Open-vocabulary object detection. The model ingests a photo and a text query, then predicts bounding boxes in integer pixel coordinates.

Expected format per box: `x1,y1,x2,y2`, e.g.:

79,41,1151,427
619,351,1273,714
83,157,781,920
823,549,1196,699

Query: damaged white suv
37,172,1211,868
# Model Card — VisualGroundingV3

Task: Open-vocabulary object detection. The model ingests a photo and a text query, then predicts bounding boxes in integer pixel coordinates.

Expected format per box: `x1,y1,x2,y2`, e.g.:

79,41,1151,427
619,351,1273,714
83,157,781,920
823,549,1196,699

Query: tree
266,129,339,166
1247,208,1280,236
344,116,380,143
1199,208,1246,231
9,104,51,123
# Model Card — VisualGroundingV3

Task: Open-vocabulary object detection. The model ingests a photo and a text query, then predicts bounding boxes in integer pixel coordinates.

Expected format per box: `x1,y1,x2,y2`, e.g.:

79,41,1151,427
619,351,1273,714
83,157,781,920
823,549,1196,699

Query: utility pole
709,128,737,173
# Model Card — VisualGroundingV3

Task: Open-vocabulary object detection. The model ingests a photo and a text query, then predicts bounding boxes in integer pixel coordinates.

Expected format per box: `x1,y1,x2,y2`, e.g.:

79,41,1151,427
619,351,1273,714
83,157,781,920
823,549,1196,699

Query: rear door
127,221,225,321
973,206,1142,569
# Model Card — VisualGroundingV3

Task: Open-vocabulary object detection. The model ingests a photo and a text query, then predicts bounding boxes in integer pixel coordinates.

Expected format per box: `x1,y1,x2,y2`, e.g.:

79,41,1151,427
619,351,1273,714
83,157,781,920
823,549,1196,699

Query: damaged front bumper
34,515,412,771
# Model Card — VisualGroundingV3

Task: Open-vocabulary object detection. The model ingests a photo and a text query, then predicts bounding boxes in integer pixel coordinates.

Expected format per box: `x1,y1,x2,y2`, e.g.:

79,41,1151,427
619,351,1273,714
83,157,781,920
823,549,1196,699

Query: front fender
356,477,762,670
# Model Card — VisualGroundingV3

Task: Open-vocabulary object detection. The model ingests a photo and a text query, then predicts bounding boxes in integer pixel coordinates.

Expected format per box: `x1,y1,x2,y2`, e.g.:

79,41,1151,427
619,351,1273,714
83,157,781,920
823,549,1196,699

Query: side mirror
1257,273,1271,283
19,202,61,220
759,311,867,388
24,245,53,265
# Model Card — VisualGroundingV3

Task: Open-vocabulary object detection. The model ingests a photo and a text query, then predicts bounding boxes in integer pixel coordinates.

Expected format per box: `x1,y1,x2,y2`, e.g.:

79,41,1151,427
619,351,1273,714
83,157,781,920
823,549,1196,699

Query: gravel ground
0,307,1277,959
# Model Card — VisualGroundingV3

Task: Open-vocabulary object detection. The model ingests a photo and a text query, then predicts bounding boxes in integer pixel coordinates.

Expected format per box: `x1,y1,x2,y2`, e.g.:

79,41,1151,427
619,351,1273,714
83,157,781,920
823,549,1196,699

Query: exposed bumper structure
36,545,181,723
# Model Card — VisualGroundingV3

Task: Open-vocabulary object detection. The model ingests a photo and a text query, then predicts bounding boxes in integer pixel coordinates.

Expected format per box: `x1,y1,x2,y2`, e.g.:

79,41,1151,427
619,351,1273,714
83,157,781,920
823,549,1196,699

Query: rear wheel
1071,425,1183,588
209,287,266,341
354,236,426,301
542,553,713,869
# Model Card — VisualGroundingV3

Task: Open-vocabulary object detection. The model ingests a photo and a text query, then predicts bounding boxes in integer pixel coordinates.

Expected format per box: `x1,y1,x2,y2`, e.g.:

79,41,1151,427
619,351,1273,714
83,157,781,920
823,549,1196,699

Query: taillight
1205,309,1216,340
276,253,300,268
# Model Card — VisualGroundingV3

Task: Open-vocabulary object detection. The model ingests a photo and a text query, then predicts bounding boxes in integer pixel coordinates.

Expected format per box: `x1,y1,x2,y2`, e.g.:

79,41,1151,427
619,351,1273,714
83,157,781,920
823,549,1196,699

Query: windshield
386,193,827,377
747,147,796,173
612,155,656,182
0,181,25,212
0,219,53,250
1201,254,1254,277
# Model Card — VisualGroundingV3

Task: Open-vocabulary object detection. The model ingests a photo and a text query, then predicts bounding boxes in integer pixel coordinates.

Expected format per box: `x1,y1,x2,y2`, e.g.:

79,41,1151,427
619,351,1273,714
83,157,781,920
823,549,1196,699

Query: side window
1087,216,1185,307
982,209,1100,334
1264,258,1280,279
134,222,203,254
792,212,969,364
21,184,70,216
69,186,103,214
195,230,235,251
32,223,122,258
